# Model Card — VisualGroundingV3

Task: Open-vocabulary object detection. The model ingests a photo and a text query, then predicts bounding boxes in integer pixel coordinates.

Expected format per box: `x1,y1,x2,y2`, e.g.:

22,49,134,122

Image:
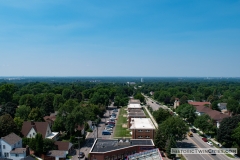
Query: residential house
0,133,27,160
21,121,59,141
218,103,227,111
43,111,58,128
129,99,140,104
174,98,180,109
188,101,211,107
194,105,230,128
54,141,74,154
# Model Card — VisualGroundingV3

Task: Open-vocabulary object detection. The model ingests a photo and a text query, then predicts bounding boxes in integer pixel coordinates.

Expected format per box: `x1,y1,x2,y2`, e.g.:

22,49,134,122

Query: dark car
160,151,165,157
78,152,85,158
113,109,118,112
202,137,208,142
191,128,197,133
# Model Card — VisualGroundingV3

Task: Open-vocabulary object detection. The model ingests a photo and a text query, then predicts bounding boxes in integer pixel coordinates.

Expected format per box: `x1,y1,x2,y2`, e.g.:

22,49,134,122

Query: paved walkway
144,106,158,129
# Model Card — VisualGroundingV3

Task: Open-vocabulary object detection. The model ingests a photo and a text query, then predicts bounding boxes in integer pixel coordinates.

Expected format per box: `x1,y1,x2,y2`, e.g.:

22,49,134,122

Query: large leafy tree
165,136,177,159
53,94,65,111
134,92,145,103
0,84,16,103
0,114,18,137
194,114,214,133
19,94,35,108
153,108,171,124
35,133,43,156
28,108,43,122
154,129,167,151
1,102,18,117
15,105,31,121
159,116,188,141
227,99,240,115
176,104,196,123
217,115,240,147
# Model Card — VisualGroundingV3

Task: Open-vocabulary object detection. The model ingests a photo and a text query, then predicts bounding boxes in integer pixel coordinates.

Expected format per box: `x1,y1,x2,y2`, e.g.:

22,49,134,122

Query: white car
105,128,113,132
207,141,213,146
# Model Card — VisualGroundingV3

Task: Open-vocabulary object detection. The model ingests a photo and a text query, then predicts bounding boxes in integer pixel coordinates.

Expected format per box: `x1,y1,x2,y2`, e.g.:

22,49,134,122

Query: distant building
218,103,227,111
141,78,144,83
174,98,180,109
129,99,141,104
130,118,156,139
89,138,155,160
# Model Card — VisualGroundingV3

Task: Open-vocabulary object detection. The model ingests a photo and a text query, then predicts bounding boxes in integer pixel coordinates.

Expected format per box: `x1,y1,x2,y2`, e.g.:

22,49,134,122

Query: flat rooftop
128,112,146,117
128,109,143,113
90,139,154,153
129,99,141,104
128,104,142,109
130,118,155,130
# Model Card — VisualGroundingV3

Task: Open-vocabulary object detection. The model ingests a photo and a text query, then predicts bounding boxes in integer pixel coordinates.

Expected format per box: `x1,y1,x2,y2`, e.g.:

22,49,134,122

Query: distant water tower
141,78,143,82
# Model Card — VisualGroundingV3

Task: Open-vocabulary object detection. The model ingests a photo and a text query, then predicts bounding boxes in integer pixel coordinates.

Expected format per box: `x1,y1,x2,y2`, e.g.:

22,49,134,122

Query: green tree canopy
159,116,188,141
153,108,171,124
217,115,240,147
194,114,214,133
176,104,196,123
0,114,18,137
15,105,31,121
28,107,43,122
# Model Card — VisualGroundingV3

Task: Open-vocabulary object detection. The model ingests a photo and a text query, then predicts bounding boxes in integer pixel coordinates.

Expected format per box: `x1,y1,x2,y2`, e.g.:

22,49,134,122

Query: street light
75,136,83,160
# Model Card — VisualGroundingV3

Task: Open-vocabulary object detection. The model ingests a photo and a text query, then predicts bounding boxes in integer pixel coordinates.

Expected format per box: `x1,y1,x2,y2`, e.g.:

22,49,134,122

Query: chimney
31,120,35,126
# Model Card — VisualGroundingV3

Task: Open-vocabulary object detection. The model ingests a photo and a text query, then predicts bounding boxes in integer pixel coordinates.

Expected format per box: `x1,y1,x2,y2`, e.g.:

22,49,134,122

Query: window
15,154,19,157
138,130,143,132
146,136,150,138
3,145,5,149
0,152,1,156
146,130,150,132
4,152,9,157
33,133,35,135
138,136,143,138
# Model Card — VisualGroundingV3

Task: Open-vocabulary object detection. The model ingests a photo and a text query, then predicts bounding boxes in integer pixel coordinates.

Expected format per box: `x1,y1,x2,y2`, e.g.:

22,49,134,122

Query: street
177,132,231,160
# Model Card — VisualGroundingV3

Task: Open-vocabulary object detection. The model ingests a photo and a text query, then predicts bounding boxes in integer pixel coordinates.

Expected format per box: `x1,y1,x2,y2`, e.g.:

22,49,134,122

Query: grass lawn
114,107,131,138
143,107,150,118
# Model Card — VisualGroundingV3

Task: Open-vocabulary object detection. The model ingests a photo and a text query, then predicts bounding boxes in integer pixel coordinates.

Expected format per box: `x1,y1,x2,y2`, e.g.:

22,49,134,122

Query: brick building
130,118,155,139
89,138,155,160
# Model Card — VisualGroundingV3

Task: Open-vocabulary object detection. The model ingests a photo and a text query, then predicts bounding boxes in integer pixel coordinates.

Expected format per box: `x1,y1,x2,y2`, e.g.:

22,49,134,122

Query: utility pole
75,136,83,160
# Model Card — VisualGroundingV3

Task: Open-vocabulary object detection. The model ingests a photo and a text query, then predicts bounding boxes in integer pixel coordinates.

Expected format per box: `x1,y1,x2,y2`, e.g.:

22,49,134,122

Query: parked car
108,122,115,126
102,130,111,135
106,125,114,128
110,117,117,120
111,113,117,116
191,128,197,133
105,127,113,131
78,152,85,158
113,109,118,112
160,151,165,157
202,137,208,142
107,120,115,124
207,141,213,146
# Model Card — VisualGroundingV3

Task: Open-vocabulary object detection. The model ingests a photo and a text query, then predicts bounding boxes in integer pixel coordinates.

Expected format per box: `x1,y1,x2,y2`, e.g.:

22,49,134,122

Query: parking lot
71,107,119,160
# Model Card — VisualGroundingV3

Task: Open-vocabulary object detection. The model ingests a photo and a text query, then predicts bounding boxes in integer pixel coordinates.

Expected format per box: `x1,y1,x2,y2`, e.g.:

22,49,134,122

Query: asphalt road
144,95,169,111
72,108,119,160
178,132,231,160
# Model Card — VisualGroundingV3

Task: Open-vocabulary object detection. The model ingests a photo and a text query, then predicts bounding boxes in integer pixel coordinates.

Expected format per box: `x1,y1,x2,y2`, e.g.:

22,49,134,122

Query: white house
0,133,27,160
218,103,227,111
21,121,59,141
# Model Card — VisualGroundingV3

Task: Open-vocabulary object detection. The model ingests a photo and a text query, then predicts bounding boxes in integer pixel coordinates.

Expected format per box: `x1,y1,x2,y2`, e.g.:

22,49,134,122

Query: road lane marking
187,136,214,160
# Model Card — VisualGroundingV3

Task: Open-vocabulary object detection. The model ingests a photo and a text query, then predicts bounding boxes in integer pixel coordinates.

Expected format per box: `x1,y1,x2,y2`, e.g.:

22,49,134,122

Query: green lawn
114,107,131,138
143,107,150,118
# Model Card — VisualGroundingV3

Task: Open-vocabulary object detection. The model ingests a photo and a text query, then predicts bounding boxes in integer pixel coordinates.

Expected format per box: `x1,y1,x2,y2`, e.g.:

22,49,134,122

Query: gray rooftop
47,150,66,157
91,139,154,153
10,148,26,154
1,133,21,145
128,109,143,113
128,112,146,117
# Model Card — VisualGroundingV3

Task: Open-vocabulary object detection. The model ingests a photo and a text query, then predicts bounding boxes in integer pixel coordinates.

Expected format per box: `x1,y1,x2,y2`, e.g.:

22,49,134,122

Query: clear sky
0,0,239,77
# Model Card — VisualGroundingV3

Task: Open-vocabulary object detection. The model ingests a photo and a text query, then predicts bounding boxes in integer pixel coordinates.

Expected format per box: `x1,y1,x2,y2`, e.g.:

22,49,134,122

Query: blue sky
0,0,240,77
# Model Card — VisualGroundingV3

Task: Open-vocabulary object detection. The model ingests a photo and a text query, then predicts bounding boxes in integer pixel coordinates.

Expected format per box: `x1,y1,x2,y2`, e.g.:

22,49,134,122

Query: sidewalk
144,106,158,129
